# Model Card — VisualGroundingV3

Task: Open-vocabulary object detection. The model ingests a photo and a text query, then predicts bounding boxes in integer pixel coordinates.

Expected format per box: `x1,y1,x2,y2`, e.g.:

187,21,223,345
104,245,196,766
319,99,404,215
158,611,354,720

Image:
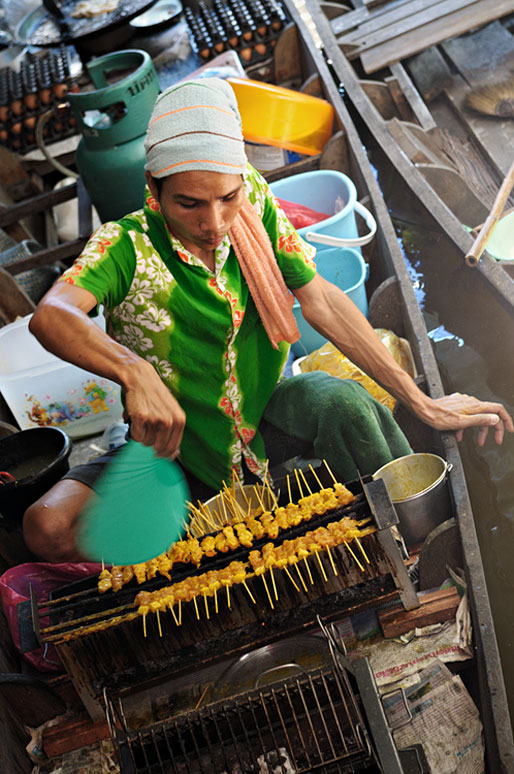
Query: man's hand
426,393,514,446
123,361,186,459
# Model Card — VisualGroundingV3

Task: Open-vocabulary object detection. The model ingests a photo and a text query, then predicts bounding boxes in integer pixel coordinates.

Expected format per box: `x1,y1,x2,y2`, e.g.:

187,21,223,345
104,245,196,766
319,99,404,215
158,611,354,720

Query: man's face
146,170,244,259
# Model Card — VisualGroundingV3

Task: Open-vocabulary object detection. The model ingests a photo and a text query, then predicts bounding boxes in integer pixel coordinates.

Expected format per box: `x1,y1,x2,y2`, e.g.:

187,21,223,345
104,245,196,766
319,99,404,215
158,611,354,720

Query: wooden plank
378,586,460,638
360,79,401,119
360,0,514,73
330,4,369,36
441,20,514,86
0,268,35,326
336,0,436,43
389,63,436,130
43,715,110,758
444,72,514,178
406,46,453,101
0,184,78,229
384,77,416,121
338,0,475,47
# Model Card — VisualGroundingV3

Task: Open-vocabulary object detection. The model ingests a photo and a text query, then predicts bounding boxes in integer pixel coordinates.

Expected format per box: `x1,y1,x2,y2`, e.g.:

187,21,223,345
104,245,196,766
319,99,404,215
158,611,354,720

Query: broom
465,78,514,118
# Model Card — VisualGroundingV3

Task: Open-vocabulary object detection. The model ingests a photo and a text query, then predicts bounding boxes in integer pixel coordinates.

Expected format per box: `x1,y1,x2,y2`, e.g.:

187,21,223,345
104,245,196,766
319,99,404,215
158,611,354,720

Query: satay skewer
286,474,293,504
303,556,314,585
243,581,256,604
193,595,201,620
169,602,179,626
314,550,328,582
232,467,251,508
308,463,324,490
299,468,313,495
156,608,163,637
261,574,274,609
284,566,300,592
294,468,304,499
344,540,365,572
355,537,370,564
323,459,338,484
269,565,278,601
326,546,338,576
294,562,308,592
203,593,210,620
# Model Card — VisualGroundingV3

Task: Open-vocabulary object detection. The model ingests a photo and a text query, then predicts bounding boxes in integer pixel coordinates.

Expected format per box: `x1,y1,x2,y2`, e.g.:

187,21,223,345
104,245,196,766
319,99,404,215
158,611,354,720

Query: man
24,78,512,562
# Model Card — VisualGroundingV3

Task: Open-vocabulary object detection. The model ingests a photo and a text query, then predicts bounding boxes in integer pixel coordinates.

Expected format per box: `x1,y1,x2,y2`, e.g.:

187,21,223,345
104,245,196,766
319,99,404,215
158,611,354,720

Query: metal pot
14,0,155,56
372,453,453,546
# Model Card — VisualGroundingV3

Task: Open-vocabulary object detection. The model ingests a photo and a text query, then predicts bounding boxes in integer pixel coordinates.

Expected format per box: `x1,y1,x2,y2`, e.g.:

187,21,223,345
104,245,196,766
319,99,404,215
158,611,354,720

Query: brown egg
11,121,23,135
11,99,23,116
24,93,38,111
254,43,267,55
53,82,68,100
39,88,52,105
240,47,252,61
24,115,37,129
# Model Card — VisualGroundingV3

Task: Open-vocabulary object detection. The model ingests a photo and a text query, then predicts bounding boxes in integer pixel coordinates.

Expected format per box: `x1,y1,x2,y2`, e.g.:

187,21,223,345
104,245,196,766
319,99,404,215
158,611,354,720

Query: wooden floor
330,0,514,73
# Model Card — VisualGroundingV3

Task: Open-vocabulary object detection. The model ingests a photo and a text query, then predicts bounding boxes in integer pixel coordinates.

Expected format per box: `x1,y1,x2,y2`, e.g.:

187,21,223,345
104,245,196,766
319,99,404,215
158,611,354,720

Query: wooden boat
0,2,512,770
306,0,514,313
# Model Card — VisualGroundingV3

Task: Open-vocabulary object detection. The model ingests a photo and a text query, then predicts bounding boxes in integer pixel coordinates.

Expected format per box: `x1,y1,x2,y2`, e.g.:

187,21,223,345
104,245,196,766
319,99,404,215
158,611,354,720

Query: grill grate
109,667,376,774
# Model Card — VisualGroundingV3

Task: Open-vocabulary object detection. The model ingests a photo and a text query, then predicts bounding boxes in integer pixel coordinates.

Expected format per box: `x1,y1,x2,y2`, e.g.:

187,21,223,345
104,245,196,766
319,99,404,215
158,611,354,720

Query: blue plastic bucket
270,169,376,252
291,246,369,357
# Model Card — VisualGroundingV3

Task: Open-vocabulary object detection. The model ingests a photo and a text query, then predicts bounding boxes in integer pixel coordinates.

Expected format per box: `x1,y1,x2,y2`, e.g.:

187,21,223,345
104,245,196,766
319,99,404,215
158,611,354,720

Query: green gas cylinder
68,50,160,223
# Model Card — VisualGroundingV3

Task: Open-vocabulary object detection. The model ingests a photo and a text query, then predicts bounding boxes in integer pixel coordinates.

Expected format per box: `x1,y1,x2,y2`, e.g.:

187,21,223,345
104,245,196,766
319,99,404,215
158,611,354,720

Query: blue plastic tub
270,169,376,253
291,246,369,357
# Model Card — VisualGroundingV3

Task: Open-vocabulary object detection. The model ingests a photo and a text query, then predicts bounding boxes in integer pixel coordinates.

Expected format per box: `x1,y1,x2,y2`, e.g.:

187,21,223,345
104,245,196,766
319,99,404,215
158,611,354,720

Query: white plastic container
0,314,123,439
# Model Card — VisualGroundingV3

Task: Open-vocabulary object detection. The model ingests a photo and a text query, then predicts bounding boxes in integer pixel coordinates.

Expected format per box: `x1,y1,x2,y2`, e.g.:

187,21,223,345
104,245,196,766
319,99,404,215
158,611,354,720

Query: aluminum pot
372,453,453,546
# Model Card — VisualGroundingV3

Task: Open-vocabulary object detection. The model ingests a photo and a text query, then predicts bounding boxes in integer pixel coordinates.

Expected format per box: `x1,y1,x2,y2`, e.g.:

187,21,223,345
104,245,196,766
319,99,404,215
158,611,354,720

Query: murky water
373,153,514,722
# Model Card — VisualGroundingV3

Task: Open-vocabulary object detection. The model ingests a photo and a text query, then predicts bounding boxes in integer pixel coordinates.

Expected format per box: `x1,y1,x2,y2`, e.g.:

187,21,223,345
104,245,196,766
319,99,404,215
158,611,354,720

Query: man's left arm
294,275,513,445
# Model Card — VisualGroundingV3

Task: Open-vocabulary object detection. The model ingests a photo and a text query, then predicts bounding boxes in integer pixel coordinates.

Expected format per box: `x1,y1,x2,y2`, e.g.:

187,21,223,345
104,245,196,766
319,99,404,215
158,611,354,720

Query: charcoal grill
23,477,418,722
105,619,406,773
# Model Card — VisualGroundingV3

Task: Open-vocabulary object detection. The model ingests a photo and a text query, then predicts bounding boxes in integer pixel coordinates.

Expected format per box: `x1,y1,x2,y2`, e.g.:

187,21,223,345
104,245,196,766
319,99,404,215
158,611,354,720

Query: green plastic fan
78,440,189,565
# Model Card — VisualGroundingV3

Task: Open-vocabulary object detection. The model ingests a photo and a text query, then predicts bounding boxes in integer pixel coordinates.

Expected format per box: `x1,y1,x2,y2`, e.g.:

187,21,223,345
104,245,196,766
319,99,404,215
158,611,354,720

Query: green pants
263,371,412,482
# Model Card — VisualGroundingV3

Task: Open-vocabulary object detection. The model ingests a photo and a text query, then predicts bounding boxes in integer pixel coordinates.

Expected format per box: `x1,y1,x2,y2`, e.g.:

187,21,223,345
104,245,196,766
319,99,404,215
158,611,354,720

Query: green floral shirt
59,164,316,488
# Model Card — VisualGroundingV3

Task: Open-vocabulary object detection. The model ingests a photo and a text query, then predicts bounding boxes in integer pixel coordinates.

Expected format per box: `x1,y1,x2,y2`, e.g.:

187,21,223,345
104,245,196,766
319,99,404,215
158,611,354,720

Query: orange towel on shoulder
229,196,300,350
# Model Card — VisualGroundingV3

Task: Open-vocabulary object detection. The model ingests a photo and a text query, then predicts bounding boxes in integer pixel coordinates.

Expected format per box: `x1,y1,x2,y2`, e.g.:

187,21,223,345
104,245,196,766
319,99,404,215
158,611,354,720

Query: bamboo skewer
203,593,210,620
314,550,328,582
156,608,163,637
287,474,293,504
193,595,200,620
309,463,323,490
326,546,338,576
178,599,182,625
226,584,231,609
323,459,338,484
294,562,308,592
303,556,314,585
169,603,179,626
214,587,218,614
262,574,274,609
294,468,304,499
269,565,278,601
284,566,300,592
143,612,147,638
243,581,256,604
299,469,313,495
355,537,370,564
344,540,365,572
465,157,514,267
232,468,251,508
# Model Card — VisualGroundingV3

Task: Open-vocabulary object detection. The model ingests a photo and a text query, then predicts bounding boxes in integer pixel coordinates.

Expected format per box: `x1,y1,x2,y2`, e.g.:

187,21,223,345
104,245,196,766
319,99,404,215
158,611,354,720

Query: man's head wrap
144,78,248,179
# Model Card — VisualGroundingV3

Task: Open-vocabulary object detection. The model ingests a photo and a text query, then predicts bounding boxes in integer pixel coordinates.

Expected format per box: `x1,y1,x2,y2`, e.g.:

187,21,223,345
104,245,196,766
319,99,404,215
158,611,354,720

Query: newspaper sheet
382,661,484,773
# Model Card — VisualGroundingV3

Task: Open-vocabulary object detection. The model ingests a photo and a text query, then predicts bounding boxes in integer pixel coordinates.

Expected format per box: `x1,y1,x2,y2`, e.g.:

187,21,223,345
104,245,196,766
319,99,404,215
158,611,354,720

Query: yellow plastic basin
228,77,334,156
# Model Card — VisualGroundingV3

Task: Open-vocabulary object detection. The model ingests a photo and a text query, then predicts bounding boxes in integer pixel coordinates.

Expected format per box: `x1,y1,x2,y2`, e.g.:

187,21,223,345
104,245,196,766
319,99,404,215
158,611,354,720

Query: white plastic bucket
270,169,376,252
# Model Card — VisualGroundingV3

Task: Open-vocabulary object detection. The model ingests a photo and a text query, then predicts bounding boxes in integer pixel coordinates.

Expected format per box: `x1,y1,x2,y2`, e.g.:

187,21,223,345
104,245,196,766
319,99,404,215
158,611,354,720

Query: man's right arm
29,283,186,458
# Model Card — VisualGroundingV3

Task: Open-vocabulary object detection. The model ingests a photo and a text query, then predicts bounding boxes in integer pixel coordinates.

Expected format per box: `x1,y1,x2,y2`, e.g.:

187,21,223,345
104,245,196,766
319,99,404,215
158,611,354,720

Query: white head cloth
144,78,247,178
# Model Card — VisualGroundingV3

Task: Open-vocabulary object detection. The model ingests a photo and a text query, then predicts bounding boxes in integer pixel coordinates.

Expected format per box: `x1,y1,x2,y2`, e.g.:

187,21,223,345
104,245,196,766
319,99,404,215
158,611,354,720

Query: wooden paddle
465,158,514,266
77,440,189,566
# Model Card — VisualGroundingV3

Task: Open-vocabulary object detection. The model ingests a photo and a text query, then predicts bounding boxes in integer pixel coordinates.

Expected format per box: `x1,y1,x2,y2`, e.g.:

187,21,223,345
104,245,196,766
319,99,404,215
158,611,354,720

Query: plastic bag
277,198,330,229
0,561,102,672
299,331,416,412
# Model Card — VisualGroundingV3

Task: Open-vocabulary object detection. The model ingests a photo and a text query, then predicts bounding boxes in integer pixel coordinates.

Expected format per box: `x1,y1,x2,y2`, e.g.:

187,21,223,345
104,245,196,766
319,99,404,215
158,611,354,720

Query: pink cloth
229,196,300,350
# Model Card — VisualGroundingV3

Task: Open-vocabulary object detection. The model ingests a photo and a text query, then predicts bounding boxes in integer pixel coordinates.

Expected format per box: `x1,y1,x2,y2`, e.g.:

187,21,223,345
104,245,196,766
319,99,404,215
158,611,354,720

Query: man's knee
23,480,94,562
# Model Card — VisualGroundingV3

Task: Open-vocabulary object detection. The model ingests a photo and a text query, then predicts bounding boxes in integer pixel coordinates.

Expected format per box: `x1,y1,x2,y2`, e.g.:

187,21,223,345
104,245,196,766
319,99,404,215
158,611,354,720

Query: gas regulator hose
36,105,79,180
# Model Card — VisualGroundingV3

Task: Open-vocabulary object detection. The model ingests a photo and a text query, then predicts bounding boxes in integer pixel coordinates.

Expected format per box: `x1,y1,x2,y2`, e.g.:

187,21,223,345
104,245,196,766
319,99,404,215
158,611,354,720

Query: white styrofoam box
0,314,123,438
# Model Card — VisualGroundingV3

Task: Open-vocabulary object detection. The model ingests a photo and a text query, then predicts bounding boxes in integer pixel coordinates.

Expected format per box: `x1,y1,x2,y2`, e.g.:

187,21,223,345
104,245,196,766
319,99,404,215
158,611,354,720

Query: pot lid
209,634,331,701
